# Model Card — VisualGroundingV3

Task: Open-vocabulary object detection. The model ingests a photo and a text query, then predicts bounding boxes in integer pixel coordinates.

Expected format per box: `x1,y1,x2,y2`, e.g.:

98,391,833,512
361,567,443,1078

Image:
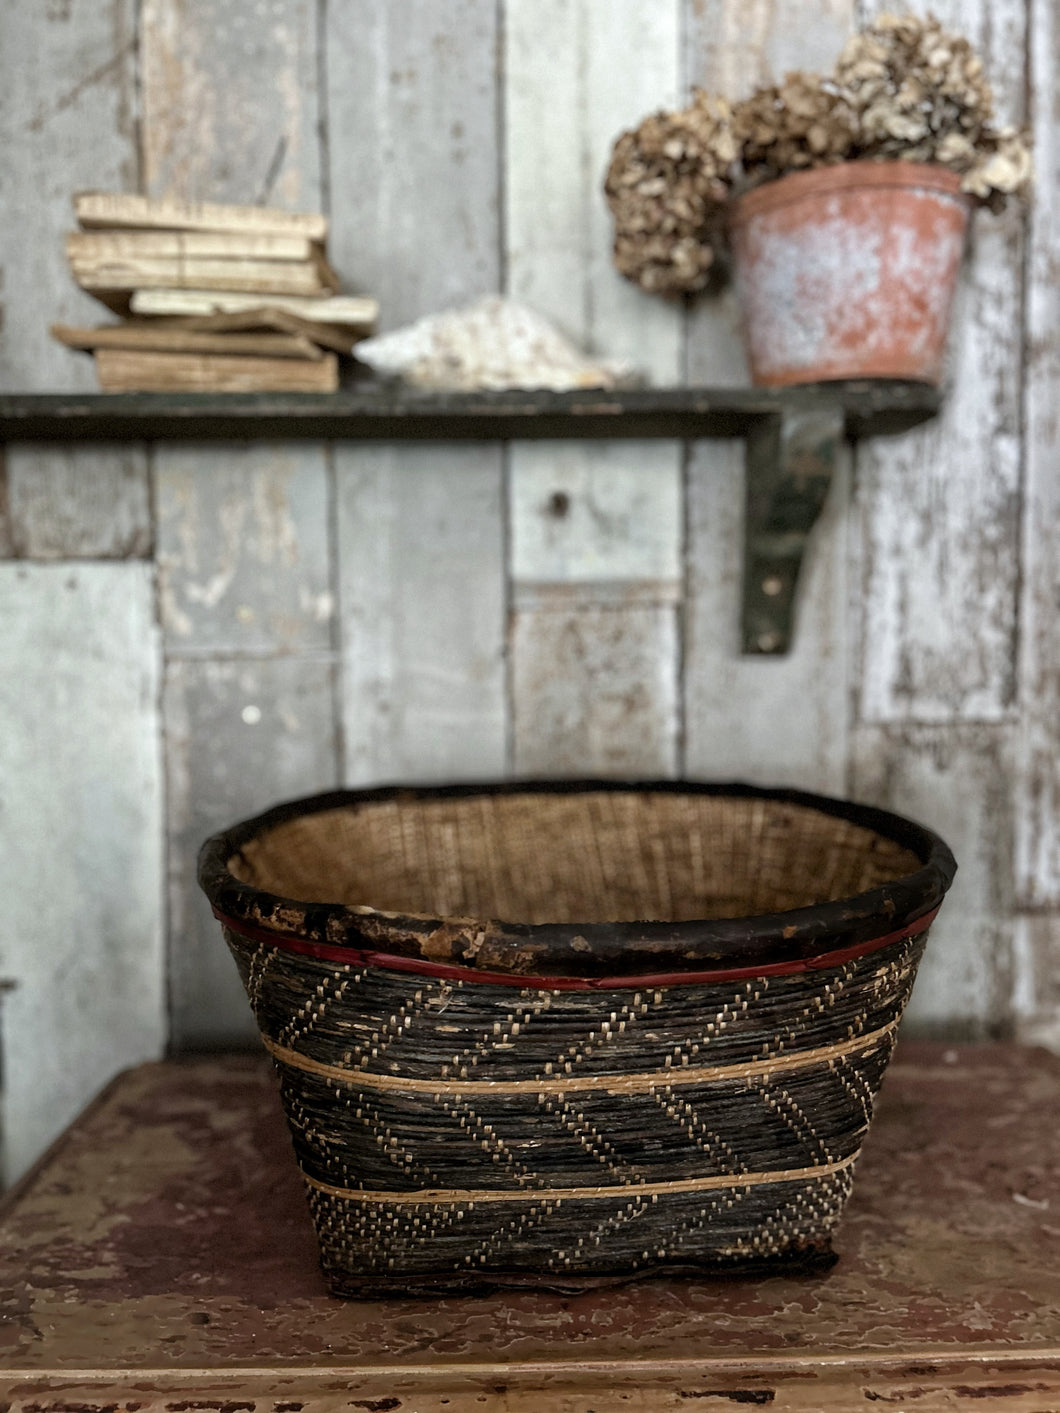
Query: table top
1,1043,1058,1410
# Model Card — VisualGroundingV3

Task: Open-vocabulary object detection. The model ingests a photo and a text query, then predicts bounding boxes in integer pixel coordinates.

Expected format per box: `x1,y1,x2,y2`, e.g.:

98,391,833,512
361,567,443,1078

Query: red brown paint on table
0,1043,1058,1411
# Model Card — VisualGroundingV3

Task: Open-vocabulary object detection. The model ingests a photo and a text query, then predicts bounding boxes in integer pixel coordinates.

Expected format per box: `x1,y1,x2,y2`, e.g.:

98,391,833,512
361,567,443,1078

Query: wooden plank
511,598,679,777
1012,917,1060,1051
0,1,138,390
324,0,500,329
327,1,506,786
154,444,332,654
3,1365,1060,1413
682,0,856,785
1015,0,1060,913
506,0,683,776
0,384,944,443
853,724,1014,1038
684,442,850,791
506,0,681,377
140,0,322,209
338,445,506,785
683,0,856,385
0,452,12,557
2,446,151,559
140,3,333,653
851,0,1027,1041
510,440,682,585
0,0,151,558
139,0,336,1048
854,0,1026,725
164,657,339,1049
0,564,163,1184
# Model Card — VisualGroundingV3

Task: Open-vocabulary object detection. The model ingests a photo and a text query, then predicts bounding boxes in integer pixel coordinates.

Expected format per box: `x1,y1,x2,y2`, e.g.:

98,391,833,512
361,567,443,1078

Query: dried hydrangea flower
836,13,989,157
605,10,1032,298
733,72,857,185
962,125,1034,208
832,12,1031,206
605,91,736,295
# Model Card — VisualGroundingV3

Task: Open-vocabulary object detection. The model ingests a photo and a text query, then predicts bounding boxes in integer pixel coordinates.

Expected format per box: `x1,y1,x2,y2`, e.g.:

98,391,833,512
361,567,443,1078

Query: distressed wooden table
1,1044,1057,1411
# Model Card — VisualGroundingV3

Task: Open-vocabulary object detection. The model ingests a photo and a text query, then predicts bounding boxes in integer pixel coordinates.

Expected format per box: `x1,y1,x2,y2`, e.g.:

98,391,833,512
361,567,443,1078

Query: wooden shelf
0,382,942,654
0,381,939,442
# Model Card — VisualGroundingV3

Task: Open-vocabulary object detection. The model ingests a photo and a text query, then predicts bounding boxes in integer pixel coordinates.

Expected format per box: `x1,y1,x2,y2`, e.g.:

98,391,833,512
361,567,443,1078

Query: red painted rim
213,904,939,991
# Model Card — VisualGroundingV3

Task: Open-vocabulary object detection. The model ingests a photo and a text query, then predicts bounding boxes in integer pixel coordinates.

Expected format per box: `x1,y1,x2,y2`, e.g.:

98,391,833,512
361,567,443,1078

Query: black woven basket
199,779,956,1298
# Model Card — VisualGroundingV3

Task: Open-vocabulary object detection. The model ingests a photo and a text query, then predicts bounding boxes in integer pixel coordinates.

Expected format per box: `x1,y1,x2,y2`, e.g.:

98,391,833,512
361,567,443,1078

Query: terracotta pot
728,161,971,387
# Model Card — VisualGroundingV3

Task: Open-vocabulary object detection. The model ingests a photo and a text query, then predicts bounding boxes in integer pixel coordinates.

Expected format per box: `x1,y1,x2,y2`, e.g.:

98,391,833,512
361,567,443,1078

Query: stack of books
53,192,378,392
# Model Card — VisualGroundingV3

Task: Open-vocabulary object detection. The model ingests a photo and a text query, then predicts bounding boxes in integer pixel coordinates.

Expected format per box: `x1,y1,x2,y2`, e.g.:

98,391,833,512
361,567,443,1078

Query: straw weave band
303,1152,858,1205
262,1015,900,1096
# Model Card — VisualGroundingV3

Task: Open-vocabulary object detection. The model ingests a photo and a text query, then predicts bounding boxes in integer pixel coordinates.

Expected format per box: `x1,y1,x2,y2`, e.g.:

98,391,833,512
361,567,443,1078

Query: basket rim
197,778,957,981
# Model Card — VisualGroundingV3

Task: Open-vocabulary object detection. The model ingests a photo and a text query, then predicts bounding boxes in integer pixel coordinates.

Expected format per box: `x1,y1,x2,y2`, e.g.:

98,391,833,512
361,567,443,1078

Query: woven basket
199,780,956,1298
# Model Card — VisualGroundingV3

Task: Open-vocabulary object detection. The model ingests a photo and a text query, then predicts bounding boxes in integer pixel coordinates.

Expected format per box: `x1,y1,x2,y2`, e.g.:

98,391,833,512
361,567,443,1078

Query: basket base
324,1241,839,1300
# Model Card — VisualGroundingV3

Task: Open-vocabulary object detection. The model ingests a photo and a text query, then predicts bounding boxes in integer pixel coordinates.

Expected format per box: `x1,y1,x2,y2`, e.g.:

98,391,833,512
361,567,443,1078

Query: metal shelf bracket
742,404,845,655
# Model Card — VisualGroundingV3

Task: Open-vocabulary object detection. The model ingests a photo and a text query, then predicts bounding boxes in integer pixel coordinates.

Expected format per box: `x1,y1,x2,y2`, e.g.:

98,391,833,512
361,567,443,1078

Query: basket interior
228,790,924,926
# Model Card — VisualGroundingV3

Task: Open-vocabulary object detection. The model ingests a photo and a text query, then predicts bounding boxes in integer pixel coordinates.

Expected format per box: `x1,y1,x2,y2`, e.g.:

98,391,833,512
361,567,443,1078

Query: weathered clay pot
729,161,971,387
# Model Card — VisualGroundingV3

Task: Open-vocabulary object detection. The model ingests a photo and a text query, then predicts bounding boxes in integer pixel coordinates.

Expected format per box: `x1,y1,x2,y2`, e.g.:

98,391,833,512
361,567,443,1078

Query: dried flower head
734,72,857,185
836,12,993,157
960,124,1034,208
834,11,1031,204
604,91,737,295
605,11,1032,297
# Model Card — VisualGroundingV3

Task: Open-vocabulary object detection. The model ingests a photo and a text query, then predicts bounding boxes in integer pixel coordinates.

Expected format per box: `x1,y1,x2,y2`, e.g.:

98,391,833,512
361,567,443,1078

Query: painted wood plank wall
1013,0,1060,1047
851,0,1030,1036
0,0,1056,1178
0,564,163,1185
506,0,683,778
0,0,151,560
0,0,164,1186
327,0,508,789
140,0,341,1047
682,0,854,794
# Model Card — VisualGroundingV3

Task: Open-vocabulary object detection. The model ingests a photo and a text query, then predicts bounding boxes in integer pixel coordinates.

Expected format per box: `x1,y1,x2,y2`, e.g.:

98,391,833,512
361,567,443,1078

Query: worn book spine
74,190,328,242
66,230,317,262
129,288,378,328
137,309,363,355
52,322,324,360
93,348,339,393
71,257,330,297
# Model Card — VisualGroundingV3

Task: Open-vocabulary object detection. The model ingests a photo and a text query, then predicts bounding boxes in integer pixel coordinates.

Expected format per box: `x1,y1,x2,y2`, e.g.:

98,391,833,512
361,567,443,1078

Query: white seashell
353,296,639,392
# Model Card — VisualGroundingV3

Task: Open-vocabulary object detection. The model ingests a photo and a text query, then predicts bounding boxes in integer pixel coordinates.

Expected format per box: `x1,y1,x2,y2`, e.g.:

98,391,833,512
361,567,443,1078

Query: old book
52,322,325,360
130,288,378,330
66,229,320,263
71,254,336,298
94,348,339,393
74,191,327,242
136,308,363,355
